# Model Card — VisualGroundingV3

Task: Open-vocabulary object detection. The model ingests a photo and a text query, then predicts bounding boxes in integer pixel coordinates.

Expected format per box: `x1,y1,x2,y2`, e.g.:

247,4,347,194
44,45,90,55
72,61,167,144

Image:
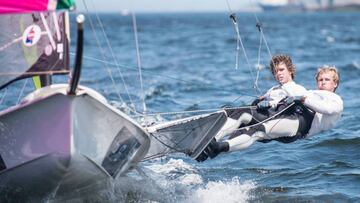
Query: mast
68,14,84,95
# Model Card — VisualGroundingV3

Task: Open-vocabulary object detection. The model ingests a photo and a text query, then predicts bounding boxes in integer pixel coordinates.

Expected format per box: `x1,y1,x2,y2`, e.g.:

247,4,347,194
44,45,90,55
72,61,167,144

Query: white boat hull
0,85,150,199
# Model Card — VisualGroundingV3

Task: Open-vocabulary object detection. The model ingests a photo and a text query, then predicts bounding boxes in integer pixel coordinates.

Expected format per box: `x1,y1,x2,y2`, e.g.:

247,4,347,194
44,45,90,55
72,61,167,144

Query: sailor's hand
284,96,303,104
251,97,262,106
257,100,270,109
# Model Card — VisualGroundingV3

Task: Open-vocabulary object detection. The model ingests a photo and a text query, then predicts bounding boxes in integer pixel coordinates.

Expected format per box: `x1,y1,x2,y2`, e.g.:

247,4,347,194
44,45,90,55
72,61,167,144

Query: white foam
179,173,203,186
190,177,256,203
146,158,198,174
145,158,203,187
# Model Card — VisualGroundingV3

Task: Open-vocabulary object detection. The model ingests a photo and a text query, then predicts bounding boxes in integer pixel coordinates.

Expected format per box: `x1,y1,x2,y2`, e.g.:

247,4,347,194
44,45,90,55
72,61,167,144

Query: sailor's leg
197,118,301,162
223,117,300,152
262,118,299,140
226,124,266,151
215,112,253,141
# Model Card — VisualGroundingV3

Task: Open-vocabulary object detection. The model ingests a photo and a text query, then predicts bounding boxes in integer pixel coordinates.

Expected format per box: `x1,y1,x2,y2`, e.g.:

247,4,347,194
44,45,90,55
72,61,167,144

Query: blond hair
270,54,295,79
316,65,340,91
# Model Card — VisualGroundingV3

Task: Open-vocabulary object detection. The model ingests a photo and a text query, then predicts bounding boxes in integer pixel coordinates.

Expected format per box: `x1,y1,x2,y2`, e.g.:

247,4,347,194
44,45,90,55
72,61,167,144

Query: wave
310,137,360,148
190,177,256,203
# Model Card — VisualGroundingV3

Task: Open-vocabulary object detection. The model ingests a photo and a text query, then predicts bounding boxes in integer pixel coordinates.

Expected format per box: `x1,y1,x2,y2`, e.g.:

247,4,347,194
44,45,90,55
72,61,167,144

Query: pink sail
0,0,73,14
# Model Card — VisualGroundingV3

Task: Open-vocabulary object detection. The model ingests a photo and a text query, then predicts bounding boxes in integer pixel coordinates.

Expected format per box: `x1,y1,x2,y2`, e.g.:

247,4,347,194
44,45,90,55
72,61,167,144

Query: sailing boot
195,151,209,162
204,138,229,159
195,139,230,162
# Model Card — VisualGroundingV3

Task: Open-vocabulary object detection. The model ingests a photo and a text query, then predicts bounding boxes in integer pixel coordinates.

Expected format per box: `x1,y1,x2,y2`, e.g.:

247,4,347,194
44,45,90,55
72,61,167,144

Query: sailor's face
317,72,337,92
274,63,293,85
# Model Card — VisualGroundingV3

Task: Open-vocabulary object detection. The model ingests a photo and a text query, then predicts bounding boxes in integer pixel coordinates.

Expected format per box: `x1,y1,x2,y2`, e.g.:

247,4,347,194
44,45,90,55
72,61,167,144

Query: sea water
2,12,360,202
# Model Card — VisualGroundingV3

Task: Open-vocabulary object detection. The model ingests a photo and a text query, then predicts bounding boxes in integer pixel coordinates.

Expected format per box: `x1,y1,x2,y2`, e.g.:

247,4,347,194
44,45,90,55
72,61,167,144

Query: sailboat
0,0,150,200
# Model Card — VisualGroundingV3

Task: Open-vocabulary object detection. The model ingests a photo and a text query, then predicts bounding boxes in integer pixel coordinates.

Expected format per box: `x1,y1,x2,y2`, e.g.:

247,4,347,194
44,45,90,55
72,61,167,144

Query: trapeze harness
225,100,315,143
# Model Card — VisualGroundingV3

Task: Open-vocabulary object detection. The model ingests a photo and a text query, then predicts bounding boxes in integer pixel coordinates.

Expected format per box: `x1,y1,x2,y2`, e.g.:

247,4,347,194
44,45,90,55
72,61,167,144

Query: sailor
209,54,306,147
196,65,343,162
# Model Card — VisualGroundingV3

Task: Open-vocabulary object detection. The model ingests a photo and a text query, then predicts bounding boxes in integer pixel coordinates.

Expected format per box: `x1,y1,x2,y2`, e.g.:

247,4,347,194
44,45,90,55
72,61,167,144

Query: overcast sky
75,0,255,13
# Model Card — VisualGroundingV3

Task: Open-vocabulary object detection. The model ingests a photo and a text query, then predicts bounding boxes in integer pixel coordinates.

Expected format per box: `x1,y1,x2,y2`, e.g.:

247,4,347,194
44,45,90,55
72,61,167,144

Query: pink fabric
0,0,52,14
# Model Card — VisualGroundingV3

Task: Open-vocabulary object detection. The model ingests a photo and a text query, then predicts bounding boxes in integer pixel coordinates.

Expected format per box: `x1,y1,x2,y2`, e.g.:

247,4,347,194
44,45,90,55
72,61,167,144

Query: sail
0,1,73,90
0,12,70,89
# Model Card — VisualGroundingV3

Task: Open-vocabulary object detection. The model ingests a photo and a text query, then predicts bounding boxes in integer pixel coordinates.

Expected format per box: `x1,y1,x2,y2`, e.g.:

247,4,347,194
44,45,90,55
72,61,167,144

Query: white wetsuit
264,81,307,108
304,90,343,136
226,89,343,151
215,81,306,141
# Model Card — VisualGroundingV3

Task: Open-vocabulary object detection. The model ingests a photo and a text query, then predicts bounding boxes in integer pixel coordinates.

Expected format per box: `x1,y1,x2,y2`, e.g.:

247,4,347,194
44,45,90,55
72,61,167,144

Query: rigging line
132,11,147,114
52,12,61,41
75,53,259,99
40,13,56,50
144,112,226,160
226,0,240,70
233,102,295,133
89,0,138,111
16,78,28,104
225,2,257,94
74,53,192,84
249,0,273,59
144,111,226,160
81,0,140,115
0,88,8,106
225,0,238,69
145,101,287,135
133,105,256,118
233,18,257,91
254,31,263,94
149,133,186,153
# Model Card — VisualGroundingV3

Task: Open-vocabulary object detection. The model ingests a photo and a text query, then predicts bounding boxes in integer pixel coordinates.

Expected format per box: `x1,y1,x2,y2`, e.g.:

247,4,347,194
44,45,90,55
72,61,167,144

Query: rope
0,88,8,106
90,1,139,113
249,0,273,60
254,24,263,94
74,53,259,108
133,105,256,118
233,102,296,133
16,78,28,104
226,0,260,96
143,110,227,160
81,0,140,115
74,53,193,84
131,11,147,114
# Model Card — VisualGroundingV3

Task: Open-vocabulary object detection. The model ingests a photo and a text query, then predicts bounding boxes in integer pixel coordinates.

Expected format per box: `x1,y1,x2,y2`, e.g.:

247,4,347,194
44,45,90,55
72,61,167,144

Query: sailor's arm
282,82,307,97
251,87,275,106
303,92,343,115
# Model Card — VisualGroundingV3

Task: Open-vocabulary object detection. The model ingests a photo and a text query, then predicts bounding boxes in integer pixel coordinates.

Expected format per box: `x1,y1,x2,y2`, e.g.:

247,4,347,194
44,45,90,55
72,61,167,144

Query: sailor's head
316,65,339,92
270,54,295,85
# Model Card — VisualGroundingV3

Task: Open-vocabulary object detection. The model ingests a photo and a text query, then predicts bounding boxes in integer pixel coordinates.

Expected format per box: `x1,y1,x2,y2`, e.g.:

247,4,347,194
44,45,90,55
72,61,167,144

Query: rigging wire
16,78,28,104
142,110,227,160
249,0,274,61
0,88,8,106
225,0,259,96
232,102,295,134
254,24,263,94
81,0,141,115
75,53,259,102
78,1,271,120
132,105,256,118
131,11,147,114
146,102,296,161
89,0,139,113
